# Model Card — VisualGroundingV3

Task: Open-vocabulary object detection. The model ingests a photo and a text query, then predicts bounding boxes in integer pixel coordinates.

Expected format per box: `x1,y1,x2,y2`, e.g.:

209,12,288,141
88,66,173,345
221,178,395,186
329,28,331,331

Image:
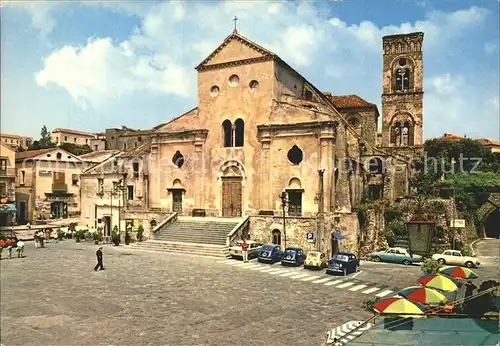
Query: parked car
281,247,305,266
229,240,262,260
326,252,360,276
304,251,327,269
370,247,422,265
258,244,283,263
431,250,480,268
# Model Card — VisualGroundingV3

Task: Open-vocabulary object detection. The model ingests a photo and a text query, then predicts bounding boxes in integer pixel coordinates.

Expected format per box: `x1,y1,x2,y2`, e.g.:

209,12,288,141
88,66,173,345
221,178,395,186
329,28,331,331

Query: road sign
451,219,466,228
307,232,314,241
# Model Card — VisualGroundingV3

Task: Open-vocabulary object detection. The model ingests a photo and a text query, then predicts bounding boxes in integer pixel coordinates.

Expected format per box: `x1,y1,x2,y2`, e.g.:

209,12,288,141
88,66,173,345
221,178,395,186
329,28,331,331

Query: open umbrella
439,266,478,280
418,274,459,292
373,297,429,318
398,286,448,306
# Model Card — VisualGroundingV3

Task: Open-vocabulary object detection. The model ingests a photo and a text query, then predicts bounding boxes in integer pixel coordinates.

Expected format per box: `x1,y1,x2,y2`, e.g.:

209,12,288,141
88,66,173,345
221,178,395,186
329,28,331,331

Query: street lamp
405,220,436,257
279,191,288,250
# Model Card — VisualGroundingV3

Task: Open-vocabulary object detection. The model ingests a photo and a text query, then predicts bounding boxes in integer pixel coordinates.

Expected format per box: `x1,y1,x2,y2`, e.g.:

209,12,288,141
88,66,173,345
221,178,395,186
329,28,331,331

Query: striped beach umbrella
398,286,448,306
418,274,459,292
439,266,478,280
373,297,429,318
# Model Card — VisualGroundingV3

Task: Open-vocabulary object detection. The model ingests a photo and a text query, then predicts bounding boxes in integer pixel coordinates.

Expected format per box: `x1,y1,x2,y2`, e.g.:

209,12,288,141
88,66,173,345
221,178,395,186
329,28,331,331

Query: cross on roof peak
233,16,238,33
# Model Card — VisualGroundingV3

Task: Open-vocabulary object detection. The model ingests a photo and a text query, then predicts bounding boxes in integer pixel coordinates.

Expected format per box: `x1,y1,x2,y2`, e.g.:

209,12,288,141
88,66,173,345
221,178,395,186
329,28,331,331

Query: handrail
226,215,250,247
151,212,177,239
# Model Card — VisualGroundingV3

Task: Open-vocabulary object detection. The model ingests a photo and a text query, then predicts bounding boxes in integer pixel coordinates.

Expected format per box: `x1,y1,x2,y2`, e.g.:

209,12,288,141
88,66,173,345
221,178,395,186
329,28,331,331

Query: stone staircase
130,216,241,258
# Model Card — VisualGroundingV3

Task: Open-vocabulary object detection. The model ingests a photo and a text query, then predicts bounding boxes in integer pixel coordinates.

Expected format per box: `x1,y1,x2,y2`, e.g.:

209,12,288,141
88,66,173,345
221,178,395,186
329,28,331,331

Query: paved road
473,238,499,280
1,241,498,346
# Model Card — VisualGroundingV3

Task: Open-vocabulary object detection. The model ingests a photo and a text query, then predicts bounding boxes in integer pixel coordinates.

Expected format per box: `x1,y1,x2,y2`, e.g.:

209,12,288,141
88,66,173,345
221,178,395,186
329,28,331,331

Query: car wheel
373,256,381,262
437,258,446,265
403,259,411,265
343,268,347,276
355,265,359,272
465,261,474,268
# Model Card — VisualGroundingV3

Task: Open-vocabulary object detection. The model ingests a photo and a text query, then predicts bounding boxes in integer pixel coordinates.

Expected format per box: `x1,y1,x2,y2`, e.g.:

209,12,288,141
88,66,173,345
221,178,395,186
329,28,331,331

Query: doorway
222,177,242,217
172,190,183,213
104,216,111,236
18,201,27,224
484,210,500,238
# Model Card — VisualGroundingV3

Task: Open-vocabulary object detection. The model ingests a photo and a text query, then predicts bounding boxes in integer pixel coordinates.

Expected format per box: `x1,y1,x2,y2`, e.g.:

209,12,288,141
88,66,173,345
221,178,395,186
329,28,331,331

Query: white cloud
3,1,57,37
8,1,496,140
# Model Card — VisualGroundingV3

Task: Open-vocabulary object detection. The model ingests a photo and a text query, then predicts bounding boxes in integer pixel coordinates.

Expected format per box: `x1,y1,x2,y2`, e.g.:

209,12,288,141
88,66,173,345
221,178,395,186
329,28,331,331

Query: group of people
0,237,25,259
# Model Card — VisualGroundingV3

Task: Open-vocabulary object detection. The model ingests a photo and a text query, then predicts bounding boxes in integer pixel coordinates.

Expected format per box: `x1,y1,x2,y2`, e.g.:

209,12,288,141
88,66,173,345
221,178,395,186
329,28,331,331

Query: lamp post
317,169,325,252
114,178,127,236
279,191,288,250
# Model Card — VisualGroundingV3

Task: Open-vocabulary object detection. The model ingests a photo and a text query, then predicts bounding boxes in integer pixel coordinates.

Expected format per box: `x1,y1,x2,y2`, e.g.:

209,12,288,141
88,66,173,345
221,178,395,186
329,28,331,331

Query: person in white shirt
16,240,25,258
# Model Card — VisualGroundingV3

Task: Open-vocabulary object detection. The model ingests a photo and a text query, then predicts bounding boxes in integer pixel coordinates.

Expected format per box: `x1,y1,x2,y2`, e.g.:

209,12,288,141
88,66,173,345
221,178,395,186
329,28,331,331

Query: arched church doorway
484,210,500,238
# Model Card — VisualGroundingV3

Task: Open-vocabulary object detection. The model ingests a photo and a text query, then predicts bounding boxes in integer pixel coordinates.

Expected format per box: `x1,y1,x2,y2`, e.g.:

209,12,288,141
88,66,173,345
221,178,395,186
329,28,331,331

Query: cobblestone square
1,242,372,346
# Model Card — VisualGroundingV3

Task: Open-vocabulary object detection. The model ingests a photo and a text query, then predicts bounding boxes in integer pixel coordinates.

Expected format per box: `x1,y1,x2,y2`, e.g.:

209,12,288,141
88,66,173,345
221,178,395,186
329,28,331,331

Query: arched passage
484,210,500,238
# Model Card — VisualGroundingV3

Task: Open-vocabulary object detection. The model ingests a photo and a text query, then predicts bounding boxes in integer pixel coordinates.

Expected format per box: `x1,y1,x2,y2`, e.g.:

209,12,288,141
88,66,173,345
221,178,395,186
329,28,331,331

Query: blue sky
1,0,499,141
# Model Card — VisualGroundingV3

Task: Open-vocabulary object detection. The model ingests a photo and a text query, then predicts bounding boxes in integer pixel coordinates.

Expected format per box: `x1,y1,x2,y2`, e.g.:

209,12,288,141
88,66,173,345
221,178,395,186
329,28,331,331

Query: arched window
402,122,410,146
272,229,281,245
287,145,303,165
222,120,233,147
369,157,384,174
391,120,413,147
234,118,244,147
391,122,402,145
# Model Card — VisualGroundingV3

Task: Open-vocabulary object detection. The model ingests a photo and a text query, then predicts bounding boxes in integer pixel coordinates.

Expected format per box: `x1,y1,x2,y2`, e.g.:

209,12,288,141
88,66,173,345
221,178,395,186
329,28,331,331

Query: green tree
29,125,56,150
59,143,92,156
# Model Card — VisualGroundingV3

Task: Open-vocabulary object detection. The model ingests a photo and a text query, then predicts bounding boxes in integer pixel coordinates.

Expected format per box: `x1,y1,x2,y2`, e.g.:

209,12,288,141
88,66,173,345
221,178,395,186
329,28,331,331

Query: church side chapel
83,24,424,256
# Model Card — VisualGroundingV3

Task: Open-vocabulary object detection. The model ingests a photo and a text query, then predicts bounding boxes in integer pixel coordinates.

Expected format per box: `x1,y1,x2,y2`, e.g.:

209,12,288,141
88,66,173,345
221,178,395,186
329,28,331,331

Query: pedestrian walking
5,238,13,259
39,230,45,248
241,239,249,263
94,246,105,271
0,238,4,259
26,222,31,231
16,240,25,258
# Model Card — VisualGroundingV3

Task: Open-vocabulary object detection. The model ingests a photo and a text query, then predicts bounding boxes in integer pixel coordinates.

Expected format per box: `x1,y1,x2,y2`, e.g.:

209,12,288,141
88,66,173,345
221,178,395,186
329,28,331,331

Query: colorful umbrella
373,297,429,318
438,266,478,280
418,274,459,292
398,286,448,306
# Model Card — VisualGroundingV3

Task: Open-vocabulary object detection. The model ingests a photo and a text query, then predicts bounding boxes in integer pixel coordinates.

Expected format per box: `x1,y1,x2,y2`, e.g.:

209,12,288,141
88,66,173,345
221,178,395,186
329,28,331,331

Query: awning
333,231,344,240
0,203,16,213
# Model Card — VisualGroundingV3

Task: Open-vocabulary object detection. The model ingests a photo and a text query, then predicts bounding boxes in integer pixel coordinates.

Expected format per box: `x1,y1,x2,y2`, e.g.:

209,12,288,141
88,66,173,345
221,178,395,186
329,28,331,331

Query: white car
229,240,262,260
431,250,480,268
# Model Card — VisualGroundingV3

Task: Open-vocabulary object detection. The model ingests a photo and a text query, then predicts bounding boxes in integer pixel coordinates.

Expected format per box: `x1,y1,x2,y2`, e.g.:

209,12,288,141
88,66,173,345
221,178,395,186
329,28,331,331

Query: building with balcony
0,143,17,226
15,147,88,223
0,133,33,151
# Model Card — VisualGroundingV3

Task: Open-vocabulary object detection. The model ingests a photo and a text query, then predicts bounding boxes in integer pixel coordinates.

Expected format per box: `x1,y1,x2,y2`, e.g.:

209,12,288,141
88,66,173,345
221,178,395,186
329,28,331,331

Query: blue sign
307,232,314,240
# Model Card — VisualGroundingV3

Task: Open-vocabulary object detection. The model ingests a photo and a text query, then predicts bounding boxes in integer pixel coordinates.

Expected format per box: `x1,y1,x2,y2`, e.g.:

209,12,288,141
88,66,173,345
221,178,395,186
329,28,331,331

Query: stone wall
248,216,317,253
358,208,387,257
324,213,359,255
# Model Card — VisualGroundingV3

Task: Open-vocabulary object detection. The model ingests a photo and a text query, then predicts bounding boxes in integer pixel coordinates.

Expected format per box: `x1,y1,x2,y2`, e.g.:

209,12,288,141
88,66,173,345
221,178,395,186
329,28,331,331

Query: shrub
136,226,144,242
362,298,381,313
111,231,120,246
57,228,65,240
421,258,440,275
92,231,103,244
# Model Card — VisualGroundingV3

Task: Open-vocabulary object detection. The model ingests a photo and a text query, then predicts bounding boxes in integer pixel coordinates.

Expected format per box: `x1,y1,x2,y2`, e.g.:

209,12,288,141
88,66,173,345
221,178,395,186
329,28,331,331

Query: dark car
326,252,360,276
258,244,282,263
281,247,305,267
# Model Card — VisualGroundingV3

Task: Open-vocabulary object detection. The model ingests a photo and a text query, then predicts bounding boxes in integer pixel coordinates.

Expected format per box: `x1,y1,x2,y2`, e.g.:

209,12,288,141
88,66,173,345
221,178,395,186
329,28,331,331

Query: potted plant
136,225,144,242
92,231,102,245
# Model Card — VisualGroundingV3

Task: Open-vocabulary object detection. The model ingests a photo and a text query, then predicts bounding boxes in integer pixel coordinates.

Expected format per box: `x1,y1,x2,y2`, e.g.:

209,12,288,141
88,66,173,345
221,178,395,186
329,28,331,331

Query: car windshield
284,249,297,256
261,245,274,252
332,254,349,262
307,253,319,258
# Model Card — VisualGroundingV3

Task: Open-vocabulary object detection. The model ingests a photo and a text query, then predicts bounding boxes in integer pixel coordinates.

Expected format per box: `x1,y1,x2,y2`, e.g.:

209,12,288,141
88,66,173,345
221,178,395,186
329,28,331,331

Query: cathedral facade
80,30,424,255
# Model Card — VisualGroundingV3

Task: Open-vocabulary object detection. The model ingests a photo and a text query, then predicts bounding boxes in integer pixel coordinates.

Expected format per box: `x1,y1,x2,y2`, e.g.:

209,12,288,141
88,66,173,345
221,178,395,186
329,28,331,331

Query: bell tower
381,32,424,148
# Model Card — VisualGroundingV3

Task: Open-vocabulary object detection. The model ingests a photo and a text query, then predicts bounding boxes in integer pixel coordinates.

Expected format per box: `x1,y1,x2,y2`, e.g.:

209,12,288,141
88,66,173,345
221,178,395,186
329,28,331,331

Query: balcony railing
52,183,68,192
0,168,16,178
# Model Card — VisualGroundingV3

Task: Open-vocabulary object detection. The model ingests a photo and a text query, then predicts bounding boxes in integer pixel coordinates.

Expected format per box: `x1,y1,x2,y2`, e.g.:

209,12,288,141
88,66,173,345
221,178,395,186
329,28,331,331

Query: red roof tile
329,94,376,109
52,128,96,137
15,148,55,160
476,138,500,146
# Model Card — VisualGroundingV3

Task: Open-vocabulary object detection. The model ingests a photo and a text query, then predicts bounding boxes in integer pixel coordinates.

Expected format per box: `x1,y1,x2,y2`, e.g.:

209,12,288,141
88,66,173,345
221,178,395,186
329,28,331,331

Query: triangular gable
155,108,199,132
196,31,275,70
16,147,83,163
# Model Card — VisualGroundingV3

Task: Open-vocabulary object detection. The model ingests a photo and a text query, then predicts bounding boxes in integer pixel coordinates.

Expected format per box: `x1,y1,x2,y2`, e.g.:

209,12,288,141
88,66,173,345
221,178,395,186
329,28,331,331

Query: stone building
0,143,17,226
51,128,97,146
0,133,33,150
79,30,424,257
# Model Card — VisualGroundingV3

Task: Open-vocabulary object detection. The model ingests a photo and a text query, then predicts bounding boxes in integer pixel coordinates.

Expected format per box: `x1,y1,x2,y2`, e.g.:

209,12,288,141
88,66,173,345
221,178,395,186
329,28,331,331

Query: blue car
281,247,305,267
326,252,360,276
258,244,282,263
